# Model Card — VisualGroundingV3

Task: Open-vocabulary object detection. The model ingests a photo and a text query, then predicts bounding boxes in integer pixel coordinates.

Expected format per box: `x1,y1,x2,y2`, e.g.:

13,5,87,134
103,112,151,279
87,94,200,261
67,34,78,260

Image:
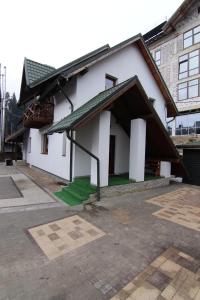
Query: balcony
23,99,54,129
175,126,200,136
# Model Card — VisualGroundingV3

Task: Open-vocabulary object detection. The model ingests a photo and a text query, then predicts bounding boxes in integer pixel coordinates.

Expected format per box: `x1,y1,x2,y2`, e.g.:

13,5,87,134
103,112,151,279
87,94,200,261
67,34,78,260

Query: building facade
7,35,186,193
144,0,200,141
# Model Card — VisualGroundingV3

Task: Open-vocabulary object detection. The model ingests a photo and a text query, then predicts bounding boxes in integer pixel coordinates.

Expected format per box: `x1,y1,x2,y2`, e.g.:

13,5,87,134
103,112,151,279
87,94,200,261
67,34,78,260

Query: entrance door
109,135,116,174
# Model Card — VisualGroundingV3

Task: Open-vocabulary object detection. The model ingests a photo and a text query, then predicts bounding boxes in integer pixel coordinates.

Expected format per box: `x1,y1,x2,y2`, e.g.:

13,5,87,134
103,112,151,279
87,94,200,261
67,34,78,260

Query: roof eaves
24,58,30,87
47,76,137,134
29,44,110,88
69,77,136,130
61,34,142,81
163,0,194,32
5,127,27,143
143,21,167,42
137,38,178,117
29,35,142,89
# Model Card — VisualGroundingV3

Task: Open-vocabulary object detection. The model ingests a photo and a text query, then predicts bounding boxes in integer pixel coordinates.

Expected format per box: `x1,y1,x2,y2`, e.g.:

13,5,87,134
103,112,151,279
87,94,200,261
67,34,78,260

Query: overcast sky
1,0,183,98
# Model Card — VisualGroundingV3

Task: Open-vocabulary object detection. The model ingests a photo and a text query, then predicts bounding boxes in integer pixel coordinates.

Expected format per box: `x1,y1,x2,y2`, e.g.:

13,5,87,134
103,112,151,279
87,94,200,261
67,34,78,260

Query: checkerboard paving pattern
28,215,105,260
146,187,200,232
110,247,200,300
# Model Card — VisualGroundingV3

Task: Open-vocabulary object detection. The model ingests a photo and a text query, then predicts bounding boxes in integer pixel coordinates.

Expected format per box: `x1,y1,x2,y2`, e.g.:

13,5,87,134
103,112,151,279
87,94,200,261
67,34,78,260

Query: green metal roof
47,77,135,134
23,36,142,90
24,58,55,86
26,45,110,88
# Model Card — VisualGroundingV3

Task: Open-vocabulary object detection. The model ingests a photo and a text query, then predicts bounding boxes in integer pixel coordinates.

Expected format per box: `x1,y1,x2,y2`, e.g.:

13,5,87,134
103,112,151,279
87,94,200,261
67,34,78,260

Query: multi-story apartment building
144,0,200,143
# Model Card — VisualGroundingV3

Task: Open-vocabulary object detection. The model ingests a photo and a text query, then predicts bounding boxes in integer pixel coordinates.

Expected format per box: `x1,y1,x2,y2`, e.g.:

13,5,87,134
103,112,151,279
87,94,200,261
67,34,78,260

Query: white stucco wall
25,43,168,180
26,129,71,179
25,78,77,180
76,45,167,124
110,116,130,174
74,114,130,179
74,123,92,178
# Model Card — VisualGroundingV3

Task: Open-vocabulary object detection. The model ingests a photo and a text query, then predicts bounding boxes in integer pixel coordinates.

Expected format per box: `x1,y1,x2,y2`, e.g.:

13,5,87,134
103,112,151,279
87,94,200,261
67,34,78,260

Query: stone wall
89,178,170,201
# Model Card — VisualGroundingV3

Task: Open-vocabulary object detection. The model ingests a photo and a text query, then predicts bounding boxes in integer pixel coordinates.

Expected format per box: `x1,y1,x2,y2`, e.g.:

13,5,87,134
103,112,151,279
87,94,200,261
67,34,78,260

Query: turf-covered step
70,181,96,194
54,177,97,206
62,187,88,201
54,190,82,206
63,184,90,198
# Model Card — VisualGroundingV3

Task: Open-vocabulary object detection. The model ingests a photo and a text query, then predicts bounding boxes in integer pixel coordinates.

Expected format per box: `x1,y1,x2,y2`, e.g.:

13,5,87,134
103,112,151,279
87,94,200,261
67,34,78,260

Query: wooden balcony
23,99,54,129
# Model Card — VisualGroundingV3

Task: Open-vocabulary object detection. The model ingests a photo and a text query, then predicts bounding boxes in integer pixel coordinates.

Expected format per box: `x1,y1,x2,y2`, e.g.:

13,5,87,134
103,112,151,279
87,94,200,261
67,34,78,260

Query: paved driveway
0,181,200,299
0,164,63,212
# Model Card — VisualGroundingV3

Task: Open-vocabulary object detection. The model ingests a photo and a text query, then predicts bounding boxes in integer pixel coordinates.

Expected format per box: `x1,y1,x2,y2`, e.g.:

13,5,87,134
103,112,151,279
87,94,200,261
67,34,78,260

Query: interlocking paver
147,187,200,232
110,247,200,300
28,215,106,260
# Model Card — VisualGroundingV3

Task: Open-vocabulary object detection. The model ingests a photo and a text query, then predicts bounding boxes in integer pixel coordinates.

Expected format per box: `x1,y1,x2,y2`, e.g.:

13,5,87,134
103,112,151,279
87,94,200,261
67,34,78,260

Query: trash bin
5,159,13,166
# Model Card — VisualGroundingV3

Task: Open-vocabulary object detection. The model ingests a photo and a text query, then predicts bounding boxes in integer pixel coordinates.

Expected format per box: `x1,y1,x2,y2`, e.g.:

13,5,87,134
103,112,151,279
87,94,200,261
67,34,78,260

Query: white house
10,34,186,195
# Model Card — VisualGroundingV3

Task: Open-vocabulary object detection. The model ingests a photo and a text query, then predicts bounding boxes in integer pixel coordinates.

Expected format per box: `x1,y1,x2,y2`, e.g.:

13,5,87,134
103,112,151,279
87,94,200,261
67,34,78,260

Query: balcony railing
23,99,54,129
175,126,200,136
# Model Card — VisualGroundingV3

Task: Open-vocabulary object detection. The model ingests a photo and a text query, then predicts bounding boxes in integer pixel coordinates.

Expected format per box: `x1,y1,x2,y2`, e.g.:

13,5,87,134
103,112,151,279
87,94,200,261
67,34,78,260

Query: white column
160,161,171,178
171,118,176,137
129,118,146,182
91,111,111,187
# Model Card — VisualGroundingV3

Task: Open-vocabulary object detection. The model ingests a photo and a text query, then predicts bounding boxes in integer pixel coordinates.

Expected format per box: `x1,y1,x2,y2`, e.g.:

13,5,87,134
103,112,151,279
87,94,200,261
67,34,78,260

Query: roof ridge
56,44,110,72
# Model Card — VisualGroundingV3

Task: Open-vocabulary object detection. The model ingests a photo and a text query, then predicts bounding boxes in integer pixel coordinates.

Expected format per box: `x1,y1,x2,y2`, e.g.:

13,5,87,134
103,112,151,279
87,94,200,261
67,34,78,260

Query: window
179,50,199,79
105,74,117,90
178,79,199,101
155,50,161,66
184,25,200,49
28,137,31,153
41,134,48,154
62,132,66,156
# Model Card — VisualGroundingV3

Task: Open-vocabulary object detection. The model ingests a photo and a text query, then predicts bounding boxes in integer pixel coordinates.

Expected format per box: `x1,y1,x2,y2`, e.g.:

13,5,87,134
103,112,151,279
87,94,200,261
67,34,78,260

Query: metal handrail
175,126,200,136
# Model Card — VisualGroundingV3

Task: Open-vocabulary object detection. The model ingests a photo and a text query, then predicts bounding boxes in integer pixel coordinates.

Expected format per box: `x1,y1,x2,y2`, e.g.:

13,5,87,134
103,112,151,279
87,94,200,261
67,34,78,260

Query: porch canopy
47,76,187,177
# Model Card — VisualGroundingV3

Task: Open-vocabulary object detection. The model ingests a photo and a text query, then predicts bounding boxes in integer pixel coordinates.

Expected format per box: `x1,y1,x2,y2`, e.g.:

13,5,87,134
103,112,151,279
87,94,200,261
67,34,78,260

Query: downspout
57,79,74,182
66,130,100,202
167,117,175,125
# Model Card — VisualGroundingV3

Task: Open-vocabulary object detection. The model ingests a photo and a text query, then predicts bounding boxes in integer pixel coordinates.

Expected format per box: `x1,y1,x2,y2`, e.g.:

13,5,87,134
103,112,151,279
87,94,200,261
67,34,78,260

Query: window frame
28,137,31,153
62,132,67,156
105,74,117,90
183,25,200,49
41,134,49,155
178,49,200,80
178,79,200,101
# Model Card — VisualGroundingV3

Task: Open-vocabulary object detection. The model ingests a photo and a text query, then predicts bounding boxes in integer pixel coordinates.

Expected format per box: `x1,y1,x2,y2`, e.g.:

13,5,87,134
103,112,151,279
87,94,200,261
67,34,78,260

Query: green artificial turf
144,175,161,181
54,177,96,206
108,174,134,186
54,174,161,206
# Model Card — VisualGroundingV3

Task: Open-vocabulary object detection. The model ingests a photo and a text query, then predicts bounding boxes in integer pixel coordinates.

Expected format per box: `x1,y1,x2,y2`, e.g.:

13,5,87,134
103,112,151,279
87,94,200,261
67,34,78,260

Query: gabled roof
21,45,110,92
163,0,196,33
144,0,196,44
47,77,134,134
19,44,111,104
24,58,55,86
46,76,187,177
19,34,177,116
